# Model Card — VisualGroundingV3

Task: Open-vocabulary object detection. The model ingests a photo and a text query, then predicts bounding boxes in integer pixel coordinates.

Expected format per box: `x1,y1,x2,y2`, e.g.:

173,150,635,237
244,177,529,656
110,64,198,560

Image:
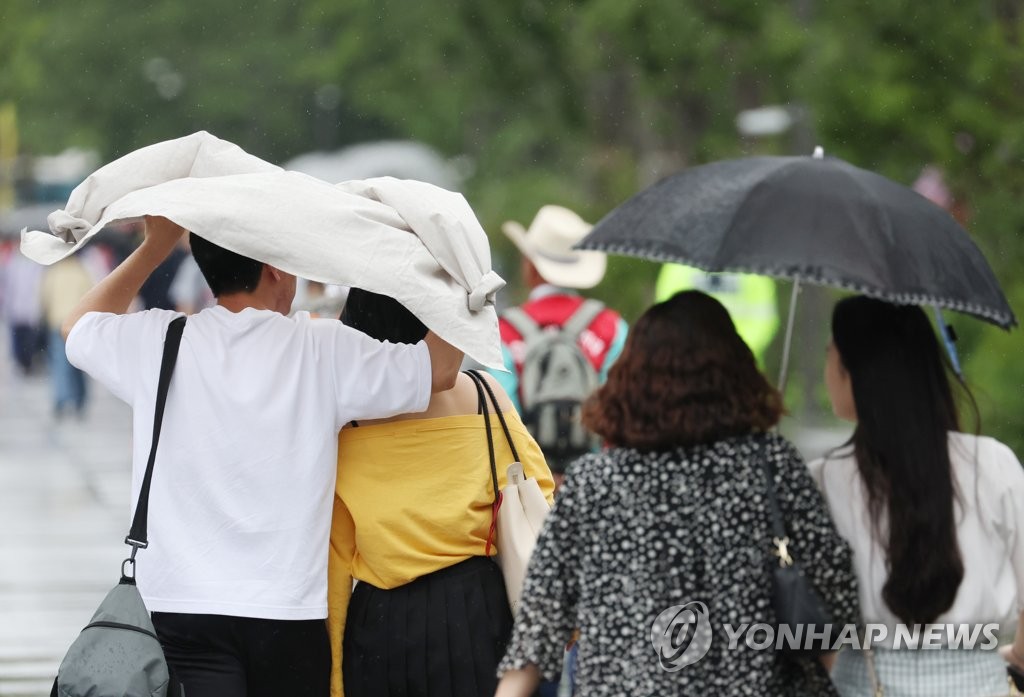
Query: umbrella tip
812,146,824,159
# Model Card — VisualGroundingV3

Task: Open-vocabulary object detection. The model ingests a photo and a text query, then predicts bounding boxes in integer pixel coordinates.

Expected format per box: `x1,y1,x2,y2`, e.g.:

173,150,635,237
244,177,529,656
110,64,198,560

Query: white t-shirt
810,432,1024,642
67,305,431,620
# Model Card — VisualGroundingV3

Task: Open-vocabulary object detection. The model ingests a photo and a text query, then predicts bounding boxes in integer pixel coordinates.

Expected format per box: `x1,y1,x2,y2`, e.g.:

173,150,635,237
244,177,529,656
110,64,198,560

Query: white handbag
466,370,552,614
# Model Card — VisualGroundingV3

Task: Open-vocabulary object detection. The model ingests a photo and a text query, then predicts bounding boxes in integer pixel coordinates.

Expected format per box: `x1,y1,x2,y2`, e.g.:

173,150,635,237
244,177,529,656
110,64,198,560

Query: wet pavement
0,358,132,697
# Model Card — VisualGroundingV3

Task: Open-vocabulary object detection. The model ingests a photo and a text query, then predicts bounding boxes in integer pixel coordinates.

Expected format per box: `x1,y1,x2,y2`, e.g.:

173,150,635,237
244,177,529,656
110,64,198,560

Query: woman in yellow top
328,288,556,697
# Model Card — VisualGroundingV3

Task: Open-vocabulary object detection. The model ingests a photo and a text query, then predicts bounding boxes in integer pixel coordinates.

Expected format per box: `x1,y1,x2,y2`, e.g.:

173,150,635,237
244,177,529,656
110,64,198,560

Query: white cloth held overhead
20,131,506,369
45,132,279,245
335,178,505,314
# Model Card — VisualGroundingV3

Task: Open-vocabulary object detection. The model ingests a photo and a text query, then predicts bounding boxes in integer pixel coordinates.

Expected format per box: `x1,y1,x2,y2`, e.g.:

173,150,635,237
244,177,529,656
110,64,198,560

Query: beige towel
20,131,505,369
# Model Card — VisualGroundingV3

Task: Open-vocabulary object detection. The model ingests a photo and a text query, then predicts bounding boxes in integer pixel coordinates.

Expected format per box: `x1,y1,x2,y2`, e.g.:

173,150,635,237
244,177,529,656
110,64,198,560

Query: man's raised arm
62,216,185,339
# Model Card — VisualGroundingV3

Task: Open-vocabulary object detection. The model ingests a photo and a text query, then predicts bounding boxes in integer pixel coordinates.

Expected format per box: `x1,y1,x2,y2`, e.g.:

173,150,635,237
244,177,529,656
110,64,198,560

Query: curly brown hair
582,290,783,451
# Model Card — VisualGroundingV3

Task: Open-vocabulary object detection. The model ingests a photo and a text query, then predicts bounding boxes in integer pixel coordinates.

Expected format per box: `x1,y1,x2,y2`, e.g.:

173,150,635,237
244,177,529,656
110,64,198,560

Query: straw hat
501,205,607,289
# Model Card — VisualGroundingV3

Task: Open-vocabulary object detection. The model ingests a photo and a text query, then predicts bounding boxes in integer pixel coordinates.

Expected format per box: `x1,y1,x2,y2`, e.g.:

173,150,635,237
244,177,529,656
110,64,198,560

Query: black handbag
759,440,836,655
51,317,186,697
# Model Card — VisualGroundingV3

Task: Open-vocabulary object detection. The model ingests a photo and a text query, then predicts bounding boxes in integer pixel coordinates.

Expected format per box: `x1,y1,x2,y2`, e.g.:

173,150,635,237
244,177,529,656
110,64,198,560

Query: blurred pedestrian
2,247,45,375
138,234,187,310
492,204,627,695
814,296,1024,696
488,205,628,488
496,290,859,697
168,237,214,315
62,217,463,697
292,279,347,318
40,256,93,417
328,288,555,697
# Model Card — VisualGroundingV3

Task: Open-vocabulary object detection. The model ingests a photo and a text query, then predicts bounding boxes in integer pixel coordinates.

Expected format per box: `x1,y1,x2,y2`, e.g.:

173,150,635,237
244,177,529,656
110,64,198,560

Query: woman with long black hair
815,295,1024,696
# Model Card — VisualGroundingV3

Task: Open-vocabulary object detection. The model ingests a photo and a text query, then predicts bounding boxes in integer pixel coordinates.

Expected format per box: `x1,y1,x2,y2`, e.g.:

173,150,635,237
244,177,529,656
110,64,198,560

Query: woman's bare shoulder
362,370,517,423
414,370,512,418
439,370,515,414
472,369,517,412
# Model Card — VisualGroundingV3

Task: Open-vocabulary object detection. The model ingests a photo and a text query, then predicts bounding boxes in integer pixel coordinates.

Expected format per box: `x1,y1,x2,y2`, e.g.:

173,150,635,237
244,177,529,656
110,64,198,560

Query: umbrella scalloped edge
585,243,1018,329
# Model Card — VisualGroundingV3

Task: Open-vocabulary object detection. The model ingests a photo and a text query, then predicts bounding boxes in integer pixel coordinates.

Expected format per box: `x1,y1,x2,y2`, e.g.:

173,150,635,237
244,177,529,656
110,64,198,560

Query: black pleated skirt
343,556,513,697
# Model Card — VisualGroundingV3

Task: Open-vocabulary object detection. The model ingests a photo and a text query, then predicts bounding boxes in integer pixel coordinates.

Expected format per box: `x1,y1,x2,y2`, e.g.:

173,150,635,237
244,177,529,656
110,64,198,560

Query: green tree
4,0,1022,446
2,0,391,162
800,0,1024,450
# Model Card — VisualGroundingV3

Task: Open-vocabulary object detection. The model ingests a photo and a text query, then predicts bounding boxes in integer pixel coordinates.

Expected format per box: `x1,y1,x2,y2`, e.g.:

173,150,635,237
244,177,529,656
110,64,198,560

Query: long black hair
340,287,427,345
831,296,969,625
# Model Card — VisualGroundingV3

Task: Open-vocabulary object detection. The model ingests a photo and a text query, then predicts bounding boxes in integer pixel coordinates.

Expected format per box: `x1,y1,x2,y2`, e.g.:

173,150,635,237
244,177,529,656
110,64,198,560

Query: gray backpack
503,300,605,462
51,317,186,697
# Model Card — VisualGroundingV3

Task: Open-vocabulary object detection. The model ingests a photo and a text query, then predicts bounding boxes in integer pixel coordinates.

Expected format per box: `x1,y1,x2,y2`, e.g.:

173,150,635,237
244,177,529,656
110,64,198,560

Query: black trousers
151,612,330,697
344,556,513,697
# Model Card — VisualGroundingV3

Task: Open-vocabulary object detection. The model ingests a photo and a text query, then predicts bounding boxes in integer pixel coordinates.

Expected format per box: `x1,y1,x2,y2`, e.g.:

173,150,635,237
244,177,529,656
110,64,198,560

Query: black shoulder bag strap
465,369,522,557
759,440,793,565
465,369,500,504
121,315,186,581
758,435,835,655
467,368,520,462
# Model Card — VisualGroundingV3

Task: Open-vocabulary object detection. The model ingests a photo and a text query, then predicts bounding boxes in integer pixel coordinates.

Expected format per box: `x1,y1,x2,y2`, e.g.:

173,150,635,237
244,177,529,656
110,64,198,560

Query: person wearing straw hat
489,205,625,697
491,205,628,485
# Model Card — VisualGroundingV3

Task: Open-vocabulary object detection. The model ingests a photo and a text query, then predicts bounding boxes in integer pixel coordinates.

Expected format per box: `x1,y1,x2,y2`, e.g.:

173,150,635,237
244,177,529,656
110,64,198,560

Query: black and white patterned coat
499,432,860,696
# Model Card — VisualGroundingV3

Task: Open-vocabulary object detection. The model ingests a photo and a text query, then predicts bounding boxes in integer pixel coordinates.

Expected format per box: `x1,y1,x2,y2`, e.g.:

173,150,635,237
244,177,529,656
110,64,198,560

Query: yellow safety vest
655,263,780,363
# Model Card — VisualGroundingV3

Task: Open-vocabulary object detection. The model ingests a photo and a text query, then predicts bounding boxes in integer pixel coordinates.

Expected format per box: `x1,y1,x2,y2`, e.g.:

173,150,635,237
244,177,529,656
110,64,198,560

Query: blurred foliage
0,0,392,160
2,0,1022,449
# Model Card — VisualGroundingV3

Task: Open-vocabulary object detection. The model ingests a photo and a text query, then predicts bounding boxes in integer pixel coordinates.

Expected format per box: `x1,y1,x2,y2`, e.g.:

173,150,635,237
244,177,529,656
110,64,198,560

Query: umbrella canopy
577,153,1016,329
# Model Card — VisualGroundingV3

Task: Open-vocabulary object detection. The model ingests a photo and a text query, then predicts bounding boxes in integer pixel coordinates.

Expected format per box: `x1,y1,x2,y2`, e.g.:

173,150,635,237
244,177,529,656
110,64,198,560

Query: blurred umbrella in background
282,140,465,190
0,203,60,240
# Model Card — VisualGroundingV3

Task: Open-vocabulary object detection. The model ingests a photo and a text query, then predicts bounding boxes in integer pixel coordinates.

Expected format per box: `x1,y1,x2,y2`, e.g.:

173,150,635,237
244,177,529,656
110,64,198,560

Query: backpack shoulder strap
502,306,543,342
561,298,606,339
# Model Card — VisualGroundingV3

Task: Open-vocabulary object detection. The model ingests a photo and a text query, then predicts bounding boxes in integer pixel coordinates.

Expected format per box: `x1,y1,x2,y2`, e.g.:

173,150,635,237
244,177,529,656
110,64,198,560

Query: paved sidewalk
0,360,132,697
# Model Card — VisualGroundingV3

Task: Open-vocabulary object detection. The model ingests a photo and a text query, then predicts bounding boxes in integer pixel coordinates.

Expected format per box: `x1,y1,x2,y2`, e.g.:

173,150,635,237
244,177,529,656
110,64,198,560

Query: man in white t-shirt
63,216,463,697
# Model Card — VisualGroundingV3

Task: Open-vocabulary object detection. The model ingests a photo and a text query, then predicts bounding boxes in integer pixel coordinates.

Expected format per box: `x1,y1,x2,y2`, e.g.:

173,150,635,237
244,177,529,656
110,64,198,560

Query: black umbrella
577,149,1016,385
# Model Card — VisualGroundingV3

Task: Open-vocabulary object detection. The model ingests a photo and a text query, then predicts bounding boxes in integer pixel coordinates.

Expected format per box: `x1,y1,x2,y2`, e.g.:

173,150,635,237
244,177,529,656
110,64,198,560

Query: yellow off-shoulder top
327,410,556,697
